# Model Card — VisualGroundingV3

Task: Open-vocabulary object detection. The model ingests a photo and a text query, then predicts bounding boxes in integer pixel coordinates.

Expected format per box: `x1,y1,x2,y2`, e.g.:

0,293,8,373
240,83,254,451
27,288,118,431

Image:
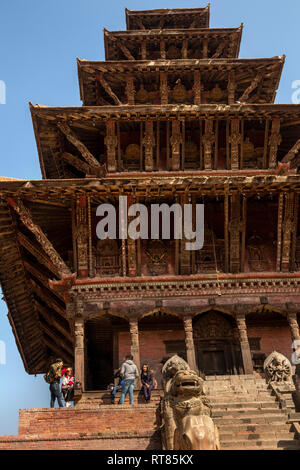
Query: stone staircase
204,375,300,450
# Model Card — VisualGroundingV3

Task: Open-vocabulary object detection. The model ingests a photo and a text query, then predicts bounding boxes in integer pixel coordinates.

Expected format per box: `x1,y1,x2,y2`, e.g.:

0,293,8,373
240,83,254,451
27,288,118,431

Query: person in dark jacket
110,368,124,404
49,358,64,408
141,364,154,402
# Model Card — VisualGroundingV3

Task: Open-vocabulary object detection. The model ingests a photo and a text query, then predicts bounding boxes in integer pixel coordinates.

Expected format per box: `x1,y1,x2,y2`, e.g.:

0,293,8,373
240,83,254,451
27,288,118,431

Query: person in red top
61,367,74,407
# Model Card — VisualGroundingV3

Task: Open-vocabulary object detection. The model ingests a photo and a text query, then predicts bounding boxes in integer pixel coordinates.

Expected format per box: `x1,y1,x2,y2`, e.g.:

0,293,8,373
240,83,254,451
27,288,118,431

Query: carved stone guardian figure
160,355,220,450
263,351,293,384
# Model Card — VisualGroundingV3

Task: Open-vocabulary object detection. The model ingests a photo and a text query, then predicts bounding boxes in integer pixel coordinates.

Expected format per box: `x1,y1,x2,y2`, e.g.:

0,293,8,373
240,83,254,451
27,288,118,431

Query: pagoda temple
1,5,300,450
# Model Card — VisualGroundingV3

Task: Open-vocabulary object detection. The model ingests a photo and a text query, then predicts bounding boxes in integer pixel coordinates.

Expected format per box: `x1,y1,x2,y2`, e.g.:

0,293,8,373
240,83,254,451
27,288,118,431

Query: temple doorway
193,311,243,376
85,313,129,390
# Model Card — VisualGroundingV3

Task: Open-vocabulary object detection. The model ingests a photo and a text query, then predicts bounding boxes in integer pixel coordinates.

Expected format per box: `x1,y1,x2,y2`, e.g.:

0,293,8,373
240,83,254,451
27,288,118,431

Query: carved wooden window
249,337,261,351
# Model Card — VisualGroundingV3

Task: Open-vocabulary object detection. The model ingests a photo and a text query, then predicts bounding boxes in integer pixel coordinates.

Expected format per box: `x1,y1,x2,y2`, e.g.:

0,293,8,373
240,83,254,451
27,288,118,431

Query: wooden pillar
183,316,197,372
160,40,166,59
228,70,236,105
276,192,284,272
105,121,118,172
74,316,85,391
229,193,242,274
141,40,147,60
129,318,140,370
143,120,155,171
268,118,282,169
287,312,300,341
193,71,201,105
202,119,214,170
76,196,89,278
229,119,242,170
281,192,295,272
236,313,253,375
127,195,137,277
170,120,182,171
160,72,168,105
126,74,135,105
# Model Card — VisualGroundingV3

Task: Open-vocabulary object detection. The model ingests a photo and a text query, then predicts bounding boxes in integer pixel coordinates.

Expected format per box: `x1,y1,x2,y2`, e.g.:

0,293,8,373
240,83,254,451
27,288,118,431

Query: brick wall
247,325,292,360
0,406,161,450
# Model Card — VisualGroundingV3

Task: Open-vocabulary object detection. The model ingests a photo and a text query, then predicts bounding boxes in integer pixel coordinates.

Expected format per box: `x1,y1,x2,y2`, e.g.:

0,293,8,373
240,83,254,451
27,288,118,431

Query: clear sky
0,0,299,435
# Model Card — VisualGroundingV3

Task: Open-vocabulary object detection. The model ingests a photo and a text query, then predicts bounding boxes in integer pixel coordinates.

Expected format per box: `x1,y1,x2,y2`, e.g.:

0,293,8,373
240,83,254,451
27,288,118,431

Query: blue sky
0,0,299,435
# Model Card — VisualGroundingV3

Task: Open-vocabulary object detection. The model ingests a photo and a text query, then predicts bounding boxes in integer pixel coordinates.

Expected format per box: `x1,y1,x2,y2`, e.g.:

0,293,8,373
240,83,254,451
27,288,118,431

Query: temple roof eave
30,102,300,121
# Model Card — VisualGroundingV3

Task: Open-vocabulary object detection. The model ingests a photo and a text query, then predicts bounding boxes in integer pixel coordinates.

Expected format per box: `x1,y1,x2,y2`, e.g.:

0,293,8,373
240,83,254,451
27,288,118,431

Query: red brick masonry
0,405,161,450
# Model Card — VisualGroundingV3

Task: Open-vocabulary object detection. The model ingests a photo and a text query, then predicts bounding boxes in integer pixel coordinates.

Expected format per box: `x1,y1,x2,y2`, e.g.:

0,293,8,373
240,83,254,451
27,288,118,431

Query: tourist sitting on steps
61,367,74,407
141,364,154,403
119,354,139,405
110,368,124,404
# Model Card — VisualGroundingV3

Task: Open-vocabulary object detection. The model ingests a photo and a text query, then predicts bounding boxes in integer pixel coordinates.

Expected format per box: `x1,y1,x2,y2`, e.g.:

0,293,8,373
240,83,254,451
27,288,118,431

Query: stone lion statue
159,355,220,450
263,351,292,384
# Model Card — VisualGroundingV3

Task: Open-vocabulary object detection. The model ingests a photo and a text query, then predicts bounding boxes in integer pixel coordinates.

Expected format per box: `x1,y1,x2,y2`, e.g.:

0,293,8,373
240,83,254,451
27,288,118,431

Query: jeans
111,384,122,403
62,387,74,403
50,382,64,408
119,379,135,405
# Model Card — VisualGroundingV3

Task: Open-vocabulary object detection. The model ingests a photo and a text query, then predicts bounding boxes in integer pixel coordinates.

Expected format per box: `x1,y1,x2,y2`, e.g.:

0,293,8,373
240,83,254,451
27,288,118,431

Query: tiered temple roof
0,6,300,374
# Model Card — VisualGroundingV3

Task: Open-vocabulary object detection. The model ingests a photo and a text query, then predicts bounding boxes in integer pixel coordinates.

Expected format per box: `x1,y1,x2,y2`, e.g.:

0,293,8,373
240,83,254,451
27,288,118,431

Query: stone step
212,408,285,418
214,415,287,425
212,402,278,410
221,440,300,450
218,422,291,433
220,431,294,442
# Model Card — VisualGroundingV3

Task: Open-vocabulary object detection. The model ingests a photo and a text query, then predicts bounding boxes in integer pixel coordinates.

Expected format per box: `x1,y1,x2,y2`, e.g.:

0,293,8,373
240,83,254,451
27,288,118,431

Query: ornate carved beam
143,120,155,171
115,38,135,60
181,39,188,59
126,74,135,106
276,192,284,272
170,120,182,171
193,71,201,105
281,192,296,272
238,72,263,103
35,300,71,340
281,139,300,164
135,17,145,30
127,196,137,277
39,321,73,356
61,152,91,175
75,196,89,278
43,335,73,364
212,42,226,59
57,121,101,168
229,119,242,170
229,193,242,274
24,260,65,302
160,72,168,105
96,74,122,105
8,198,71,277
202,38,208,59
32,279,66,319
160,40,166,59
202,120,215,170
268,119,282,169
17,232,60,278
104,121,118,172
141,40,147,60
228,71,236,105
